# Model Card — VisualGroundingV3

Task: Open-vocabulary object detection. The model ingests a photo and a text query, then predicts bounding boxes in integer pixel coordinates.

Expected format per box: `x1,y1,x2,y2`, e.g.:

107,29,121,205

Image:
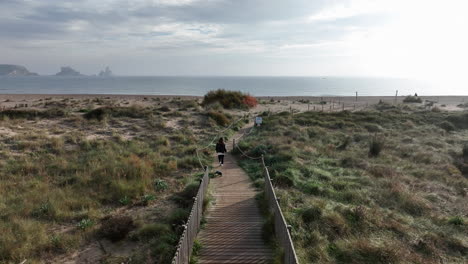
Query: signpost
255,116,263,126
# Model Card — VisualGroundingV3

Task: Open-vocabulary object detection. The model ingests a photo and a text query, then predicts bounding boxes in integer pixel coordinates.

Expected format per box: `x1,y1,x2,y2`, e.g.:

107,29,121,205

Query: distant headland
0,64,38,76
0,64,113,77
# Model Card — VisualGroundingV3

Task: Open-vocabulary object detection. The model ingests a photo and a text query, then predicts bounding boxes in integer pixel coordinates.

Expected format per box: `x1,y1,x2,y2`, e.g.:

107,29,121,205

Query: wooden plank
197,153,272,264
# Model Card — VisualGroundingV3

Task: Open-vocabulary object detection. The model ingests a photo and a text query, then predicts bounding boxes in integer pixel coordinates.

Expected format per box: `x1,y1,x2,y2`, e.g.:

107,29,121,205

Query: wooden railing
262,158,299,264
171,167,210,264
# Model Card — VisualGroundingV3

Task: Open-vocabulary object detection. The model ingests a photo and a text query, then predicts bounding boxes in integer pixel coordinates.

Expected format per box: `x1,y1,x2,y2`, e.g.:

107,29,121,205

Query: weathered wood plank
197,153,272,264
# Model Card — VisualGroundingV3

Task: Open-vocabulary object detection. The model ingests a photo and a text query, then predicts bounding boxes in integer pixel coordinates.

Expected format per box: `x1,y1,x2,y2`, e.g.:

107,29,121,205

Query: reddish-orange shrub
243,95,258,108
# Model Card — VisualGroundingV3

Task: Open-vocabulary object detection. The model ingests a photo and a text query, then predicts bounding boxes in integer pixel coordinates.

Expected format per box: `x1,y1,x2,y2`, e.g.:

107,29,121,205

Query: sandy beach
1,94,467,114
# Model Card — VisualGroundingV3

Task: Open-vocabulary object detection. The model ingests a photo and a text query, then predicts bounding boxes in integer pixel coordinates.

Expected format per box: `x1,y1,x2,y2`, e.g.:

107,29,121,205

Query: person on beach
215,138,227,166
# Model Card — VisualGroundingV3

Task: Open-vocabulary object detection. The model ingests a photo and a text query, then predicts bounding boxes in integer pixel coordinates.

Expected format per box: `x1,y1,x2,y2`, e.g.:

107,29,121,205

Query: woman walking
216,138,227,166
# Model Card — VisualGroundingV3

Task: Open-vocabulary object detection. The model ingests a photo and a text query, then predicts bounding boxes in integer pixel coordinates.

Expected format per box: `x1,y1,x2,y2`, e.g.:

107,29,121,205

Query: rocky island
0,64,38,76
55,66,84,76
98,66,113,77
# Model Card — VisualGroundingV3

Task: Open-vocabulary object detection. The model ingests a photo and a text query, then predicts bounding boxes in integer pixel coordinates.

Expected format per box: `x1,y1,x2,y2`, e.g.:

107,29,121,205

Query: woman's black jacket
216,143,227,153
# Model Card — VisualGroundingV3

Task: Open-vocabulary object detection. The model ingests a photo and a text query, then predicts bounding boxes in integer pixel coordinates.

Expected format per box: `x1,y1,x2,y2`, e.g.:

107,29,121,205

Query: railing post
193,197,198,232
185,225,189,263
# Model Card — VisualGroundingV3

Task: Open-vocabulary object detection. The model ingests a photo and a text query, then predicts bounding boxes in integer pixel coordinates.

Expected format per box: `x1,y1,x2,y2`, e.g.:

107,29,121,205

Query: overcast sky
1,0,467,82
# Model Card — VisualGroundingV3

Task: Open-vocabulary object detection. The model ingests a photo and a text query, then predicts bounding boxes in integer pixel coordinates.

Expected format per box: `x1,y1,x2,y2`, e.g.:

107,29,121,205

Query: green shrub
158,106,171,112
364,124,382,133
191,239,203,263
448,216,464,226
154,179,168,192
172,183,199,207
48,234,78,254
151,237,178,264
138,194,156,206
168,208,190,226
273,168,300,187
202,89,256,109
98,215,135,241
432,106,442,112
369,137,384,157
446,113,468,129
343,206,367,226
439,121,456,132
77,218,93,230
83,107,112,120
273,174,295,188
301,182,327,196
207,111,230,126
403,96,422,103
301,207,322,223
119,196,130,205
134,223,171,241
31,202,55,219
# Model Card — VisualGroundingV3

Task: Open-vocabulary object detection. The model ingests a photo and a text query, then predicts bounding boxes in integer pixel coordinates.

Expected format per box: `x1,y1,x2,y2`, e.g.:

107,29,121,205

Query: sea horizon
0,75,465,96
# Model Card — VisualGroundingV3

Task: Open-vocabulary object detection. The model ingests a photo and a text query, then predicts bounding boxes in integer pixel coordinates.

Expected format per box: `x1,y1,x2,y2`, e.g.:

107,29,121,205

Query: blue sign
255,116,263,126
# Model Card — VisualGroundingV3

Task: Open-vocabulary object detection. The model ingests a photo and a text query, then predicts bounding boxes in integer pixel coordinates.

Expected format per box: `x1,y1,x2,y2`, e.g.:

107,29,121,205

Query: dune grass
0,98,244,263
234,107,468,263
0,135,208,263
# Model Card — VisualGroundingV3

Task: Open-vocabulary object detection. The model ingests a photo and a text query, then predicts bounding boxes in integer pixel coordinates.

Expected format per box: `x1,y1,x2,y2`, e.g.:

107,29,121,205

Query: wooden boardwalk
197,153,272,264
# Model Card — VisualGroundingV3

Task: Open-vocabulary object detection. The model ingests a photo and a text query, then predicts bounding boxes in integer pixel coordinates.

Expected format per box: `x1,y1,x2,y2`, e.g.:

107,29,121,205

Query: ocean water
0,76,457,96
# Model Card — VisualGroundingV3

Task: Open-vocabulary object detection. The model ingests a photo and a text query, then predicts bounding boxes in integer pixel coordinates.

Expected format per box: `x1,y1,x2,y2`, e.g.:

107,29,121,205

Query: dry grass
0,96,244,263
235,107,468,263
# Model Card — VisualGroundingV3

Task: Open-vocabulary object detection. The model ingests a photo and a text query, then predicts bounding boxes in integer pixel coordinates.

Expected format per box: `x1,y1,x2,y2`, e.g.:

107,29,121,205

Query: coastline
1,94,467,113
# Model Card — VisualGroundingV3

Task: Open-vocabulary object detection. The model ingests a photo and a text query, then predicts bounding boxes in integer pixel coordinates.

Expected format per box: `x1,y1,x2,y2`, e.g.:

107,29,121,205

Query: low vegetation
403,96,423,103
206,110,231,126
0,96,243,263
202,89,258,109
83,106,152,120
457,102,468,109
234,106,468,263
0,108,68,119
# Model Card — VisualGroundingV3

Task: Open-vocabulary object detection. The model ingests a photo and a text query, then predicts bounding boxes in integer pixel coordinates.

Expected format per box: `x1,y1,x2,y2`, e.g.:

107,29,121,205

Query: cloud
130,0,328,24
307,0,390,21
0,0,422,77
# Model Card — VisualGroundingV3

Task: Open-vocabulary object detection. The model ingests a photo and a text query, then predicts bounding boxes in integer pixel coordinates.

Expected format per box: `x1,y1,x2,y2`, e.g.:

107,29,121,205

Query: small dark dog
215,170,223,177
